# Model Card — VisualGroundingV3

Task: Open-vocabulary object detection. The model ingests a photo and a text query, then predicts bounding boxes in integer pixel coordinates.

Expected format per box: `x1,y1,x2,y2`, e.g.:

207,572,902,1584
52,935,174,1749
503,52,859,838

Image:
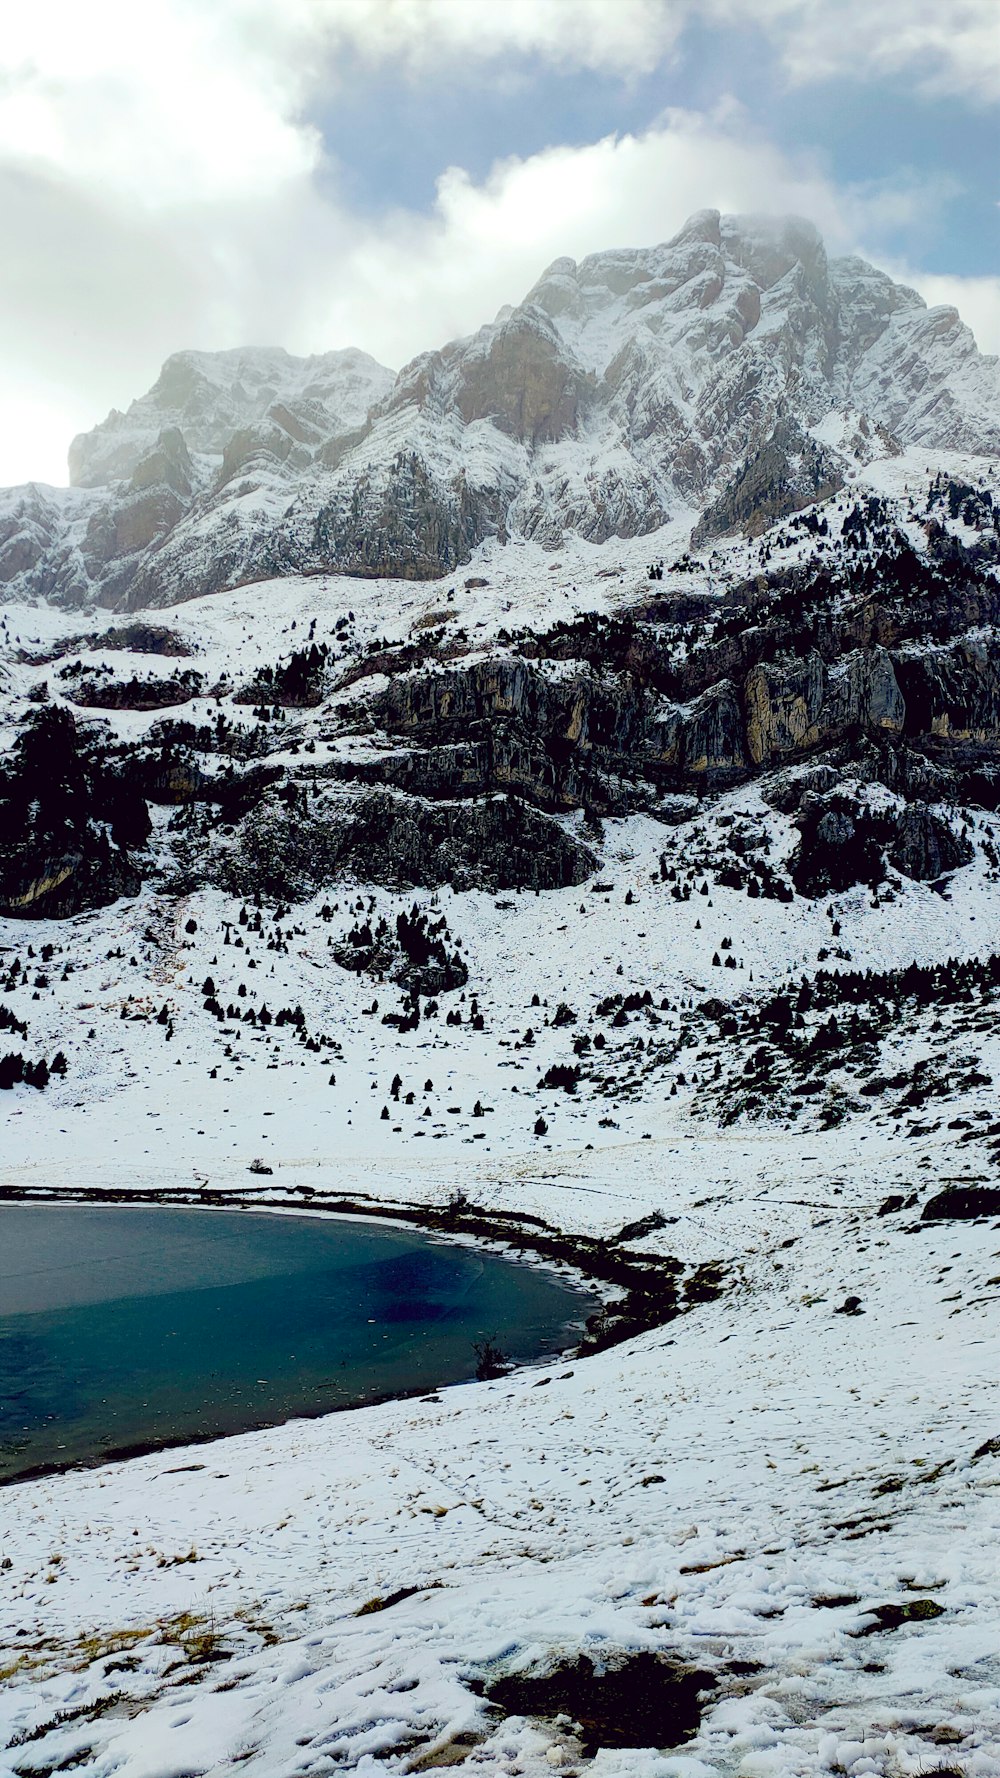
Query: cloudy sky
2,0,998,486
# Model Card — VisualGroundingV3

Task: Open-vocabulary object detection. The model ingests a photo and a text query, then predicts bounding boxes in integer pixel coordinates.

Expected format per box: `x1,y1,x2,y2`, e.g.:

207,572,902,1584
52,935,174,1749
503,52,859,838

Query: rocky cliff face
0,706,149,918
355,621,1000,814
3,211,998,610
2,469,998,918
222,789,595,900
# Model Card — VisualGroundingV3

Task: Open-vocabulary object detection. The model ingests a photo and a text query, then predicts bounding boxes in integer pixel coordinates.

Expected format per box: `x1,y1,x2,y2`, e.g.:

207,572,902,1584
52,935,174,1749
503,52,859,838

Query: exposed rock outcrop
893,636,1000,741
0,707,150,919
791,790,971,896
692,416,844,544
223,791,595,898
370,657,748,807
447,308,593,445
889,803,973,880
744,647,905,766
308,453,510,582
0,847,141,920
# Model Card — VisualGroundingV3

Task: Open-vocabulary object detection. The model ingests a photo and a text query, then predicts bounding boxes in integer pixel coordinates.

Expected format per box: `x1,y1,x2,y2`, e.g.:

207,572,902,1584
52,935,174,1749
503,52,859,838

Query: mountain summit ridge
3,209,998,611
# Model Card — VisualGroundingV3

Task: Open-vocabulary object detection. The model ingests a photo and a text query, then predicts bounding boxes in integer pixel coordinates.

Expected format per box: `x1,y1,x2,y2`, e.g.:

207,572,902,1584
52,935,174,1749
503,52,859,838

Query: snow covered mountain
6,451,1000,1775
2,210,998,611
5,215,1000,1778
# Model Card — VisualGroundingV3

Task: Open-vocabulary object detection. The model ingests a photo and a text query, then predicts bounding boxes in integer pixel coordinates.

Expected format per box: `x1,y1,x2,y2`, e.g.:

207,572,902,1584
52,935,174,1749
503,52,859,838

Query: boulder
922,1186,1000,1221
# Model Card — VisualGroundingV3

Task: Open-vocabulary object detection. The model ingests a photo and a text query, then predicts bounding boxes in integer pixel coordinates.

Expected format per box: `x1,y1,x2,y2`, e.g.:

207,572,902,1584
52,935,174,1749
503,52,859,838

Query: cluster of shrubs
200,977,334,1052
763,954,1000,1023
60,666,203,710
0,1051,66,1090
236,643,331,708
335,905,468,997
696,951,1000,1128
712,859,794,901
538,1062,581,1093
595,989,657,1020
928,472,997,531
0,706,151,873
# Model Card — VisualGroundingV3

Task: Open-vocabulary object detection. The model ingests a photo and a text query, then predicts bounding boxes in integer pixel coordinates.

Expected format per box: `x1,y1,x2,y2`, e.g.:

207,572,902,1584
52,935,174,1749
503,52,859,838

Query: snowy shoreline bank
4,1136,1000,1778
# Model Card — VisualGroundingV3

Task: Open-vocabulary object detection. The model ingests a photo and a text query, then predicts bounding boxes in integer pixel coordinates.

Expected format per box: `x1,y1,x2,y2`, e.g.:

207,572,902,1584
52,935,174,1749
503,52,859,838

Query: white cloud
288,0,1000,102
310,0,686,77
0,392,92,490
322,115,914,364
750,0,1000,105
310,0,1000,104
6,1,995,218
0,0,686,219
299,121,996,373
0,1,320,206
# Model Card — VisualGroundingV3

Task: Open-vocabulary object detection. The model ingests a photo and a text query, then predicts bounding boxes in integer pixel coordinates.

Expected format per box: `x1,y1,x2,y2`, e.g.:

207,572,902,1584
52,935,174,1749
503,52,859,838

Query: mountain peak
669,205,722,246
6,210,1000,609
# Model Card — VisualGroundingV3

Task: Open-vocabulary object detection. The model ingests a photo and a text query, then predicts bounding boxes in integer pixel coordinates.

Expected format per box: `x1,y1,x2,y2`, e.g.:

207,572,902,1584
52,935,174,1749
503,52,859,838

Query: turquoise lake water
0,1204,596,1481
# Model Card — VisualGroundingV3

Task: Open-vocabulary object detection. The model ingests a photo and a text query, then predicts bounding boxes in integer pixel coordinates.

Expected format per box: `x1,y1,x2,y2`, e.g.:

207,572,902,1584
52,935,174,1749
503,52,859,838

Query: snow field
3,1185,1000,1778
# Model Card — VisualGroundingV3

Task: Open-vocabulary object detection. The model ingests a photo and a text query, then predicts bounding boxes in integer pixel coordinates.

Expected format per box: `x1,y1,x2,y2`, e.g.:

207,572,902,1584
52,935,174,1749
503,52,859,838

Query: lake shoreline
0,1185,714,1488
0,1178,714,1345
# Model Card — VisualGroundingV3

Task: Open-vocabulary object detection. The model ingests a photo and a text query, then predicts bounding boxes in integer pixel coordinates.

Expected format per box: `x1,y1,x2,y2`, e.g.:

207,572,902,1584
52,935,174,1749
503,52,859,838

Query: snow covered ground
5,805,1000,1777
3,450,1000,1775
3,1143,1000,1778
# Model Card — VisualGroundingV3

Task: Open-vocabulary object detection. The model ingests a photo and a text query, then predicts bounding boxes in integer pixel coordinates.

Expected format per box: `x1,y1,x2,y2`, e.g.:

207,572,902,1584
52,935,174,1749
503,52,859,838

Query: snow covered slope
5,667,1000,1775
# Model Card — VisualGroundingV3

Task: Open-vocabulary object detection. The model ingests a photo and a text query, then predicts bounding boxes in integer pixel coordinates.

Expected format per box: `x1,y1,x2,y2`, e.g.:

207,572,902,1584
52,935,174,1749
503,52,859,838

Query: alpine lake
0,1203,598,1482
